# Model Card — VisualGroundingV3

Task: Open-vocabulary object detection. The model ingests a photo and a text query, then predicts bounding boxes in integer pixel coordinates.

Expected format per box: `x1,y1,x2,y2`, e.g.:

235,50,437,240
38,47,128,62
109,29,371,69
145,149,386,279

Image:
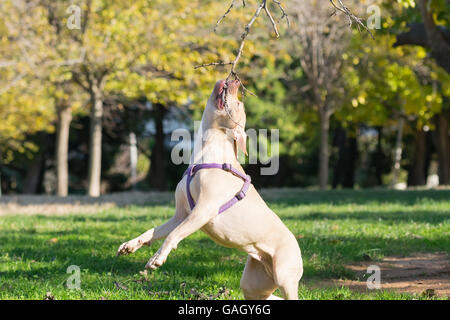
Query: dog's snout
227,79,239,86
226,79,240,94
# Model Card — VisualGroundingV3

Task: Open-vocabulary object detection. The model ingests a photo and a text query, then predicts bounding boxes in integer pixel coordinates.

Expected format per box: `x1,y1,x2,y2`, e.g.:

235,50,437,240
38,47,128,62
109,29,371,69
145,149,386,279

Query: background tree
1,0,449,194
390,0,450,185
0,0,57,194
106,0,239,190
338,30,444,187
0,0,87,195
286,0,353,189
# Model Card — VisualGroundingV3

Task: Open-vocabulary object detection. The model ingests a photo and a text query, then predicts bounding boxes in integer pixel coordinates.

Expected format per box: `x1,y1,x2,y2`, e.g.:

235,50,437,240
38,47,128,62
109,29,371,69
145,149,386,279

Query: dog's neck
190,99,243,165
191,123,238,165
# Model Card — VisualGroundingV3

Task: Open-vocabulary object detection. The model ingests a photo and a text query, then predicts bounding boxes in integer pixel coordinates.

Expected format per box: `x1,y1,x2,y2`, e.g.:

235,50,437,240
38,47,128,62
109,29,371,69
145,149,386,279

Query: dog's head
206,79,247,156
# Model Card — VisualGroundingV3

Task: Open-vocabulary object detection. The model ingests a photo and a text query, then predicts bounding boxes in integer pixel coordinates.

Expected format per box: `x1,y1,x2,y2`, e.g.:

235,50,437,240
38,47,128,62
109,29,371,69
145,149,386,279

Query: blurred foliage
338,33,445,129
0,0,449,192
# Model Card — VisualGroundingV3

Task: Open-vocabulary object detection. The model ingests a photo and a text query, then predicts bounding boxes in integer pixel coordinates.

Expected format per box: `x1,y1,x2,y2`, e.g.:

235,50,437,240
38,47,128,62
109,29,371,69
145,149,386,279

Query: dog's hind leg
272,240,303,300
240,256,281,300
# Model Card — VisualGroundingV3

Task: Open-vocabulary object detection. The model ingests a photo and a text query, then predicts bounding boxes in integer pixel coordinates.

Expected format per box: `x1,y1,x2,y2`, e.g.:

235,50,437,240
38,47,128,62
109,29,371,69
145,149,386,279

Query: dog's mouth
215,79,240,110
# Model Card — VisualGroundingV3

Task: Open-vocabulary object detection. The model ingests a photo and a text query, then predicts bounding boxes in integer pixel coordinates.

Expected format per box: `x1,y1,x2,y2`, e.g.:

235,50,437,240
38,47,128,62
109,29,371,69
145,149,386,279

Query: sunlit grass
0,189,449,300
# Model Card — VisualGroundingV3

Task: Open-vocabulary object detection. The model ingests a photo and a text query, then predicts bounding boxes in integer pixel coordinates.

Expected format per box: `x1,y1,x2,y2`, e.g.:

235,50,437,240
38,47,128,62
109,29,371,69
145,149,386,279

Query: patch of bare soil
308,252,450,297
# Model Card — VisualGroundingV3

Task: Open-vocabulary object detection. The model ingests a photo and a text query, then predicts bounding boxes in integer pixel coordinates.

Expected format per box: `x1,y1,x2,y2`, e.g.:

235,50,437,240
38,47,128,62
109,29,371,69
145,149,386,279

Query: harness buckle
236,190,245,201
222,163,232,172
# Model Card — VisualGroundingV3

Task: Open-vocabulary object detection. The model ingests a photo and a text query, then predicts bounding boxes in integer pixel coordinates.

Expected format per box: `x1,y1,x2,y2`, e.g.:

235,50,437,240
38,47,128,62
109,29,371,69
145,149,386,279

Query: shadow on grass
0,235,242,285
19,204,450,225
1,220,448,283
1,189,449,208
280,209,450,224
262,189,450,206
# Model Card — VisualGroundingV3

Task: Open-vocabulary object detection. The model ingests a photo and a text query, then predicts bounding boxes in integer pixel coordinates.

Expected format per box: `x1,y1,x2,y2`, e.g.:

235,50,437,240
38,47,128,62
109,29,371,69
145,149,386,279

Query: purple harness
183,163,251,214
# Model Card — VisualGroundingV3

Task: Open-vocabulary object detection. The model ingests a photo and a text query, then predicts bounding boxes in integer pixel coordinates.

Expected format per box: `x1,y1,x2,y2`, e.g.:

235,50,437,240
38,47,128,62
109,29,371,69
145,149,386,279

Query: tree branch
329,0,374,39
273,0,289,27
214,0,237,32
197,0,288,96
416,0,450,73
264,1,279,38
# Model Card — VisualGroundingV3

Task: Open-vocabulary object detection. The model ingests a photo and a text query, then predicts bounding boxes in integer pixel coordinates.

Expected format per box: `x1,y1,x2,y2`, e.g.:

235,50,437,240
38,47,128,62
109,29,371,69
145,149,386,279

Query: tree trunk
448,125,450,183
129,132,138,190
0,155,2,196
433,112,450,185
332,126,357,189
319,109,330,190
148,103,167,190
332,126,345,189
417,0,450,73
342,133,357,188
55,105,72,196
374,126,384,186
87,85,103,197
407,128,427,186
391,117,405,187
23,152,45,194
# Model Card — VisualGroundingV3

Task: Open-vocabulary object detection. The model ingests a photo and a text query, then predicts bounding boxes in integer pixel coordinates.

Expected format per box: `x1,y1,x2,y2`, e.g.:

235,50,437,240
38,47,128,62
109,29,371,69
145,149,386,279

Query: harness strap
183,163,251,214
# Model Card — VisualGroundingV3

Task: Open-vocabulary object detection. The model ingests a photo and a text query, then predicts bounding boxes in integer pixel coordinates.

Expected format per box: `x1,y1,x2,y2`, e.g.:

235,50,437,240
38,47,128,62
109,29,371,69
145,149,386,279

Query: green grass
0,189,449,300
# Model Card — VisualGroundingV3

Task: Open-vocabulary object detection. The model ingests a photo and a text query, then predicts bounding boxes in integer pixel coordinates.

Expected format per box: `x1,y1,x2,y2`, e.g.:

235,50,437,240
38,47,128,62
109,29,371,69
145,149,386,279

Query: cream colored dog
117,79,303,300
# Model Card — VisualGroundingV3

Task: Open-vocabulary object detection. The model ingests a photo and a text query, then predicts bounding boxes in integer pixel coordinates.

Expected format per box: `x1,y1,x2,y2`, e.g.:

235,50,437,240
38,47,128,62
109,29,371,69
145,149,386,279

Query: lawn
0,189,449,300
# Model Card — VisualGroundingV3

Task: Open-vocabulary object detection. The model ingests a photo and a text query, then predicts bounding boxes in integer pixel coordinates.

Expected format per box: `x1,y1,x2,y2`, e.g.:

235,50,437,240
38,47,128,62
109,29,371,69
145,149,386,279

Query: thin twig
194,61,233,69
233,72,256,96
273,0,290,27
264,1,279,38
196,0,288,97
0,73,26,95
227,0,266,79
329,0,374,39
214,0,236,32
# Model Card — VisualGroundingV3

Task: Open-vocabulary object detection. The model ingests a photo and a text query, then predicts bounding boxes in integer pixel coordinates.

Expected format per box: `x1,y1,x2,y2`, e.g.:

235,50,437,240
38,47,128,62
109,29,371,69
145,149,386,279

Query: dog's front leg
145,202,217,270
117,215,184,256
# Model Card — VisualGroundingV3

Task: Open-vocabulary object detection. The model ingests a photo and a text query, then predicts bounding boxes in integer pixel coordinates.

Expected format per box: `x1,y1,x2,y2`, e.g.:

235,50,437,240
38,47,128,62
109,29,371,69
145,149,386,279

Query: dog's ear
233,127,247,157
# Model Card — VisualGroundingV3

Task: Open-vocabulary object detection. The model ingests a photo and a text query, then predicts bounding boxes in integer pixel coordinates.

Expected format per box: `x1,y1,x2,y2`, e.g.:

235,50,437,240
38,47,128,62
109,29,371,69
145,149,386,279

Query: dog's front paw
117,238,143,256
145,249,166,270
